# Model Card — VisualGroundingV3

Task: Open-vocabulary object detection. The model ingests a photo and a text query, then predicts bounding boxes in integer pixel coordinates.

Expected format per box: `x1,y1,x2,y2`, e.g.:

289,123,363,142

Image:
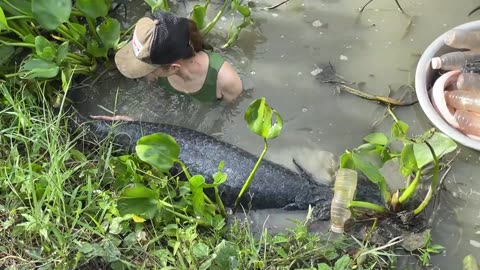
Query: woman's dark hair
188,19,205,52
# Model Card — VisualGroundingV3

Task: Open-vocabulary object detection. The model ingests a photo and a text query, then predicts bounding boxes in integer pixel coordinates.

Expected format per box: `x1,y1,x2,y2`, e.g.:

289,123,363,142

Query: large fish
72,111,381,221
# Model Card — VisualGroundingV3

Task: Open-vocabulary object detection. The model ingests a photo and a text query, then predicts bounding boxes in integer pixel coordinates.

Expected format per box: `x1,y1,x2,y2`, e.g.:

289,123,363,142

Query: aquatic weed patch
0,81,368,269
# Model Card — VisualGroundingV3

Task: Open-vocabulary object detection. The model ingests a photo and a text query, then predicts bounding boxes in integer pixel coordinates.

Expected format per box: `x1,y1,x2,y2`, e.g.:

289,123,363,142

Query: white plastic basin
415,20,480,151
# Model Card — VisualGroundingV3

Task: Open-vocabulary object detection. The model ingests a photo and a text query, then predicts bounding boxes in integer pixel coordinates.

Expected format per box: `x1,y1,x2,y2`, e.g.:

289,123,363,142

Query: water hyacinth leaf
244,97,283,139
462,254,478,270
100,240,121,263
96,18,120,49
210,240,240,270
76,241,94,254
356,143,376,152
122,184,158,199
109,157,142,188
117,185,160,219
364,132,388,145
237,5,251,17
428,244,444,253
380,145,392,162
317,264,333,270
21,34,35,45
76,0,108,19
191,4,206,30
391,120,409,138
352,152,390,202
87,39,108,58
231,0,239,11
56,41,69,65
400,143,417,177
212,171,227,186
209,160,227,186
193,242,210,259
136,133,180,172
104,0,112,8
109,216,131,234
200,260,213,270
32,0,71,30
66,22,86,41
145,0,169,11
131,215,145,223
189,175,206,217
245,98,265,135
218,160,224,171
334,255,351,270
20,58,59,79
0,0,32,16
0,45,14,67
0,6,8,30
413,132,457,168
35,36,56,61
340,152,354,169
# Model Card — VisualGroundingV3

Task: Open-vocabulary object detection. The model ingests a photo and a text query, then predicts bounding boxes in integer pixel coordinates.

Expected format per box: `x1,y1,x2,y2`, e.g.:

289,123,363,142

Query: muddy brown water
71,0,480,268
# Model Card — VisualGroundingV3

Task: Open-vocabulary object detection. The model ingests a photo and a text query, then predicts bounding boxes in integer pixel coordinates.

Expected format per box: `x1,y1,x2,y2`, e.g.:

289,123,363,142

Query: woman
114,11,243,102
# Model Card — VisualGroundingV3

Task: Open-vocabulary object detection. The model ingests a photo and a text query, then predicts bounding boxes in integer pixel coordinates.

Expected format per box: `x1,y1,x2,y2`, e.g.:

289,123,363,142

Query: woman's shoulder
216,59,243,102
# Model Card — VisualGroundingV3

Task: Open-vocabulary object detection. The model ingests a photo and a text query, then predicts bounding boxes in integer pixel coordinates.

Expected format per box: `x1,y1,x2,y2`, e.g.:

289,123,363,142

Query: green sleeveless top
158,51,225,102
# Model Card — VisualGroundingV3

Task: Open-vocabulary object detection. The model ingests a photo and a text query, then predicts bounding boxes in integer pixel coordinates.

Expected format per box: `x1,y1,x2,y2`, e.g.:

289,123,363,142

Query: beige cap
115,12,192,79
115,17,160,78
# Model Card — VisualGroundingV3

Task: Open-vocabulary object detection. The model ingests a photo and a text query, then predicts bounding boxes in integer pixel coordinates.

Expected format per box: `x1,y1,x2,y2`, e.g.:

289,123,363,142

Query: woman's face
145,64,177,81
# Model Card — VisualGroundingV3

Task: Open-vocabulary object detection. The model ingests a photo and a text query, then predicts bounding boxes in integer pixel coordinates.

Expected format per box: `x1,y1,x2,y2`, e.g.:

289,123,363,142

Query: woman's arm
216,61,243,102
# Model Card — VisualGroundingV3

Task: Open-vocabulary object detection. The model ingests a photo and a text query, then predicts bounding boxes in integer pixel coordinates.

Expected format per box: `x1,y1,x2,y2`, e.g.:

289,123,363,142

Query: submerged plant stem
4,20,28,39
359,0,405,13
349,200,388,214
214,186,227,217
399,169,421,204
265,0,291,10
164,208,210,227
87,17,101,43
56,25,87,51
414,142,439,215
387,105,399,122
201,0,229,36
0,40,34,48
120,23,136,40
233,139,268,213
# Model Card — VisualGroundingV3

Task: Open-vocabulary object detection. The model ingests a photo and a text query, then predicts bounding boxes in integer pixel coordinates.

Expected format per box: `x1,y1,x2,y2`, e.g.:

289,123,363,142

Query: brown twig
359,0,374,13
468,5,480,16
359,0,405,14
265,0,291,10
324,81,418,106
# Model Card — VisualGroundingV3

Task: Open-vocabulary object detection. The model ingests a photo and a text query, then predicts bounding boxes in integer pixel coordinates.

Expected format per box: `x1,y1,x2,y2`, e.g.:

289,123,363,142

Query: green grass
0,80,401,269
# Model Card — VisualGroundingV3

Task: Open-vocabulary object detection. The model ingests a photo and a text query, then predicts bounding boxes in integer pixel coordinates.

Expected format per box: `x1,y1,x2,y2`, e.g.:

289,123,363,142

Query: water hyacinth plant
234,97,283,212
340,107,457,219
0,0,121,83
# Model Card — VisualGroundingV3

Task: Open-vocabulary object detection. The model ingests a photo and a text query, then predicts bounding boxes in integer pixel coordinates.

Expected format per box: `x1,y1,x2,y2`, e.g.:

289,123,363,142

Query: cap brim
114,41,159,79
